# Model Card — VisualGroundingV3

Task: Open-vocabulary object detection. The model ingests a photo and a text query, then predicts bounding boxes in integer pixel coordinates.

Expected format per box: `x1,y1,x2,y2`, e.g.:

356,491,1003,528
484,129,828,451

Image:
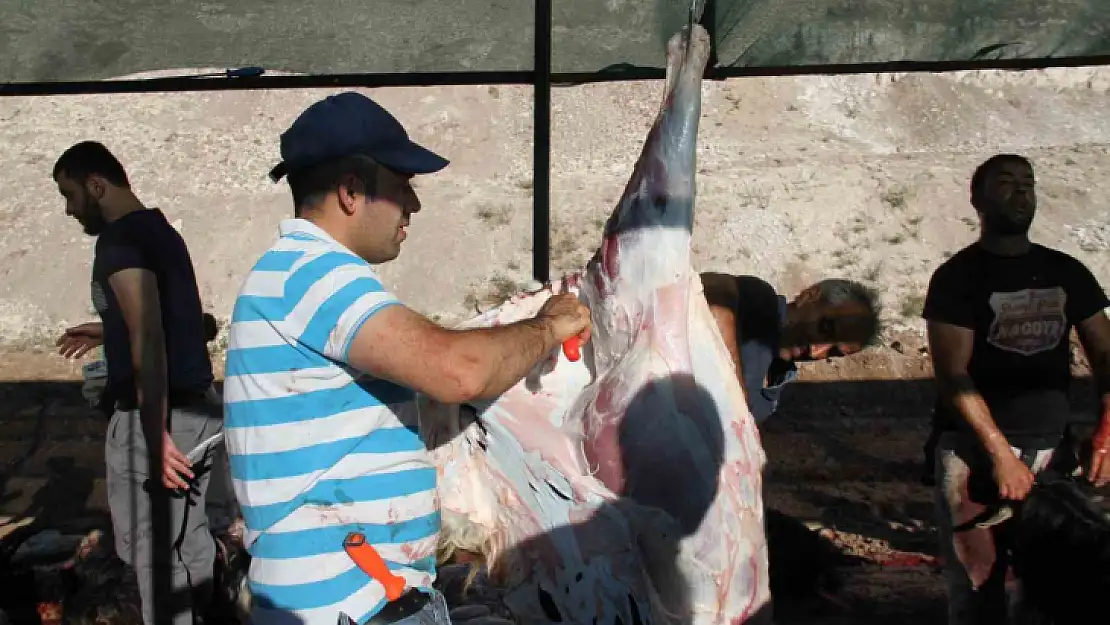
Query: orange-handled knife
343,532,406,601
562,336,582,362
558,275,585,363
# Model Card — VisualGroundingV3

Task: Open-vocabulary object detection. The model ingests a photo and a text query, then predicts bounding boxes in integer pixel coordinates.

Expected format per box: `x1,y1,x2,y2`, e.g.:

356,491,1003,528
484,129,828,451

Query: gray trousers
200,385,240,536
933,431,1067,625
105,403,224,625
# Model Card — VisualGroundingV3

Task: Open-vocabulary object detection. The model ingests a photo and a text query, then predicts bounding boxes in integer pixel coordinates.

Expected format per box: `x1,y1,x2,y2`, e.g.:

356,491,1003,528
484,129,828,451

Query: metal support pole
532,0,552,284
702,0,718,69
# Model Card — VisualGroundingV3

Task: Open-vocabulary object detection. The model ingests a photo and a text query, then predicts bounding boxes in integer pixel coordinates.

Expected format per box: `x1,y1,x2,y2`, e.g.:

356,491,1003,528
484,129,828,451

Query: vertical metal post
532,0,552,284
702,0,718,69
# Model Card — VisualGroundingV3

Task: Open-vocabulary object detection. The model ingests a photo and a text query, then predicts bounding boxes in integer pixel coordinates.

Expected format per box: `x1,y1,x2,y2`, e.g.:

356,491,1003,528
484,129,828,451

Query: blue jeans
338,590,453,625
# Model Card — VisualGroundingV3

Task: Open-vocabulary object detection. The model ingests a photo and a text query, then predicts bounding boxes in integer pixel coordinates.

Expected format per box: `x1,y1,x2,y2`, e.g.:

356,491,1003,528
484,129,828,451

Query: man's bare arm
345,304,563,405
708,304,744,382
108,268,169,447
927,320,1012,458
1076,310,1110,432
701,273,745,382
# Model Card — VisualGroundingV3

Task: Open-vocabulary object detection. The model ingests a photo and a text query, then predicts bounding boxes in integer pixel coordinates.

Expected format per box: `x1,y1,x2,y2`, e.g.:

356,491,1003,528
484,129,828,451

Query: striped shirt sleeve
286,251,402,365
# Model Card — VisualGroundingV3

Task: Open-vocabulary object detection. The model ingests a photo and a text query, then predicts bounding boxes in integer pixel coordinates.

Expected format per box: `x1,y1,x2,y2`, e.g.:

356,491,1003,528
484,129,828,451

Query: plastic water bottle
80,347,108,408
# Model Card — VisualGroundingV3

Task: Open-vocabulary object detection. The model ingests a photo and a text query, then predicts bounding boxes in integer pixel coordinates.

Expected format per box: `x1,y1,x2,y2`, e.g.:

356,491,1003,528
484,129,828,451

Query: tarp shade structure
3,0,1110,85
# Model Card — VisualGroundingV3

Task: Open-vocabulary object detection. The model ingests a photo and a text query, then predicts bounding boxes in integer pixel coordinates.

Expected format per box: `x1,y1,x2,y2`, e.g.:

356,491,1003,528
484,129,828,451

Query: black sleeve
922,258,975,329
97,232,152,279
1064,256,1110,323
733,275,783,346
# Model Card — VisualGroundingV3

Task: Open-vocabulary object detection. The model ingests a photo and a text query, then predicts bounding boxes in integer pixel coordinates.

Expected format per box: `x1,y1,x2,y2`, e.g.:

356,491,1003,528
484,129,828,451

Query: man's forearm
1094,392,1110,449
1090,346,1110,445
106,268,169,453
708,305,744,382
941,374,1011,458
453,319,560,401
133,330,169,452
1095,353,1110,420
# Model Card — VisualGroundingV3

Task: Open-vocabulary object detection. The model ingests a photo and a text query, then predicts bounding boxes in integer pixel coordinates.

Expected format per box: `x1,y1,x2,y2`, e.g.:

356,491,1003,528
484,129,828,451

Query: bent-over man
700,272,880,424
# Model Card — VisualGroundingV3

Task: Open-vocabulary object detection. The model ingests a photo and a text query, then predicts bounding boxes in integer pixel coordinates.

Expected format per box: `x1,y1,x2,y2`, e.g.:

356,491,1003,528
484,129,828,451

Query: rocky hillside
2,65,1109,352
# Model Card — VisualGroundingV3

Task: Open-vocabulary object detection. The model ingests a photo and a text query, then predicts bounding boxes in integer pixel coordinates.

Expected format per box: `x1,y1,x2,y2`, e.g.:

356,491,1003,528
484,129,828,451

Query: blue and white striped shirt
223,218,439,625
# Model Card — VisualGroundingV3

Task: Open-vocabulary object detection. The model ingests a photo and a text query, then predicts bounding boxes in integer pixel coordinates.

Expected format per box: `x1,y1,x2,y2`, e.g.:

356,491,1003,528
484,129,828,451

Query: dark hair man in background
53,141,223,625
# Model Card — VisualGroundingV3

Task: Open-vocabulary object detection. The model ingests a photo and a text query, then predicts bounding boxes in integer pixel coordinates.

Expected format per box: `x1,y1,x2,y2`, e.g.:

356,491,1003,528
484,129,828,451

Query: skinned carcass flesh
419,21,771,625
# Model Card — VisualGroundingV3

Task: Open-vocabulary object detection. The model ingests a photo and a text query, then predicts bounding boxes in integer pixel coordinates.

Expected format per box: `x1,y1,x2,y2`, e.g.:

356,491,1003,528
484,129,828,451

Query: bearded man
923,153,1110,624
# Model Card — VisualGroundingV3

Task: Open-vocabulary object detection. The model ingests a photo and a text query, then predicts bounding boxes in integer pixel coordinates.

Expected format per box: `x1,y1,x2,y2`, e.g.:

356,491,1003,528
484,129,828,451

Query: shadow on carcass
430,374,775,625
486,374,736,625
961,468,1110,624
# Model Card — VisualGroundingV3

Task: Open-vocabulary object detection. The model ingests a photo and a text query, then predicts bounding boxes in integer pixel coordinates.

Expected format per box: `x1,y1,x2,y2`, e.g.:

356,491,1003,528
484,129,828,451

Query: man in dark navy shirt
923,153,1110,625
53,141,223,625
700,272,880,424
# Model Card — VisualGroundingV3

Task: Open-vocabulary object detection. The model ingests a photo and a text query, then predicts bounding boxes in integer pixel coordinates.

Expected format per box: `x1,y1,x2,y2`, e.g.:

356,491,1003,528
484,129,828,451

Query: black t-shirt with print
91,208,214,406
923,242,1109,446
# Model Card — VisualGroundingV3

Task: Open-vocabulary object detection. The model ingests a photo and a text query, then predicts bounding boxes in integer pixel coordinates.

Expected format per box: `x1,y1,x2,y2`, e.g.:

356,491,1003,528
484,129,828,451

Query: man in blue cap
222,91,593,625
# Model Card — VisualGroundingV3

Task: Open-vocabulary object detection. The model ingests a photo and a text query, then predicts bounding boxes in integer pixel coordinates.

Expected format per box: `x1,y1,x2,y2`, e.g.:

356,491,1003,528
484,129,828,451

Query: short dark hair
814,278,882,346
52,141,130,188
970,153,1032,210
286,154,380,216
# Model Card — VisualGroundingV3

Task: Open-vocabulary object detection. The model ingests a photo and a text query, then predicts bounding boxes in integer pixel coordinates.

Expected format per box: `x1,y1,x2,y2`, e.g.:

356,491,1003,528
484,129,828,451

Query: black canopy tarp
3,0,1108,84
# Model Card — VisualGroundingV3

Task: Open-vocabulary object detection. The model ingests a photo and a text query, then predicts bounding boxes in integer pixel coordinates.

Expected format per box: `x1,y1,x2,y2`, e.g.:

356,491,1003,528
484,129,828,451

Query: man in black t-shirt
923,153,1110,625
53,141,223,625
700,272,880,424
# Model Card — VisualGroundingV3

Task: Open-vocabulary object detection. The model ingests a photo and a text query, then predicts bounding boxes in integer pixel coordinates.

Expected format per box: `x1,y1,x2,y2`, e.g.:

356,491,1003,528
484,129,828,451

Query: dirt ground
0,344,961,623
0,336,1104,622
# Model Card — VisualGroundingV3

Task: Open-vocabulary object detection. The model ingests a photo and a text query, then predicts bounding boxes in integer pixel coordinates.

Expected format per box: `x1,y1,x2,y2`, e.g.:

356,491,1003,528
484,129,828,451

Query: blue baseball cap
268,91,449,182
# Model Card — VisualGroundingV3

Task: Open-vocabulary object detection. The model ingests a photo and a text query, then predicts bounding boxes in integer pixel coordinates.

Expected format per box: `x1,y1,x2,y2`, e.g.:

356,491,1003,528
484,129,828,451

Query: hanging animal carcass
418,16,772,625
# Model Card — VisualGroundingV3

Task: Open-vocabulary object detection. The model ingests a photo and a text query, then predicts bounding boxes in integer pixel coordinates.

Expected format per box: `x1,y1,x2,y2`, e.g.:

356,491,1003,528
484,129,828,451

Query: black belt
113,388,212,412
364,588,430,625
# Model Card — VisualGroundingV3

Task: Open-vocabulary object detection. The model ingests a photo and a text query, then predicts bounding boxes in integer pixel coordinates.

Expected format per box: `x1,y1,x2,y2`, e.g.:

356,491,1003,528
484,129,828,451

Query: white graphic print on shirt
91,281,108,314
986,287,1068,356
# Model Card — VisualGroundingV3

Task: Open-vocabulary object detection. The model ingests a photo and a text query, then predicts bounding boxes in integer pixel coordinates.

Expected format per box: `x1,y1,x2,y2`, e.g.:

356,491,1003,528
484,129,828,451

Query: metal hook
689,0,707,26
